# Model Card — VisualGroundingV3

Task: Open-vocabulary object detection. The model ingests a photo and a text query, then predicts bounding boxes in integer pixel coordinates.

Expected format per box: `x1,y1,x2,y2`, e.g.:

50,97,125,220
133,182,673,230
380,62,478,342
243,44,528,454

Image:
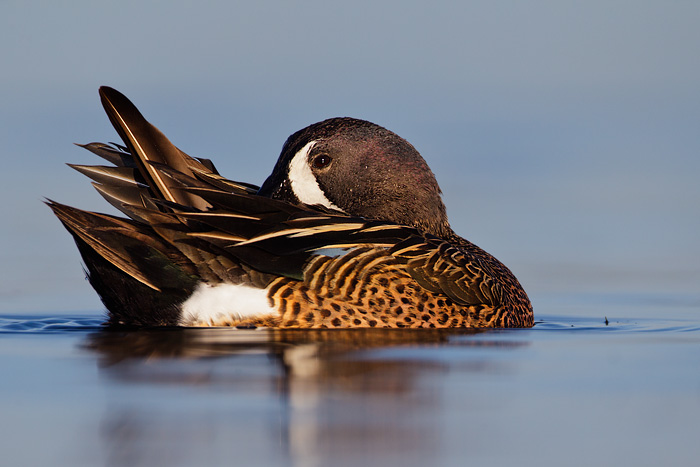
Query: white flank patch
179,283,276,326
288,140,345,211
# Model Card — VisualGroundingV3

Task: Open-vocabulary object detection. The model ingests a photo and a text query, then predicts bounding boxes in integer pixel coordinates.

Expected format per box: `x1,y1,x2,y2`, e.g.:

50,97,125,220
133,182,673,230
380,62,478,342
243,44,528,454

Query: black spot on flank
331,303,341,312
279,287,293,299
291,302,301,316
331,317,341,327
321,309,331,318
368,320,377,327
353,318,362,325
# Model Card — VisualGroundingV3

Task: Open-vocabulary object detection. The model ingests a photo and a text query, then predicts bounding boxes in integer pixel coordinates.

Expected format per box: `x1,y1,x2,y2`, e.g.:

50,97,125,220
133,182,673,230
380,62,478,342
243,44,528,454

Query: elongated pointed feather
193,169,259,194
68,164,147,188
76,142,136,167
98,86,209,210
48,200,165,291
91,183,156,222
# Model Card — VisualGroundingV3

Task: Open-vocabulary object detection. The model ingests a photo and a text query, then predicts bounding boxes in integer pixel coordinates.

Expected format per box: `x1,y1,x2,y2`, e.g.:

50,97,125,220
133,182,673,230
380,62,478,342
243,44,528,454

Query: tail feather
47,201,199,326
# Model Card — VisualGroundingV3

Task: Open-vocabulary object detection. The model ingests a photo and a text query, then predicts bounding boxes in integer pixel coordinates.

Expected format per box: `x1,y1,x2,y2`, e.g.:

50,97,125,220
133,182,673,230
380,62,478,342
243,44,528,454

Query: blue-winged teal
48,87,533,328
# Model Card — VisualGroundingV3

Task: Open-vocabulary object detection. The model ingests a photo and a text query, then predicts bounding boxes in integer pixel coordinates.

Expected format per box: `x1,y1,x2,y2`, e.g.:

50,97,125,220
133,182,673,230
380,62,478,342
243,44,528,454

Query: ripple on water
0,315,104,334
535,314,700,334
0,313,698,336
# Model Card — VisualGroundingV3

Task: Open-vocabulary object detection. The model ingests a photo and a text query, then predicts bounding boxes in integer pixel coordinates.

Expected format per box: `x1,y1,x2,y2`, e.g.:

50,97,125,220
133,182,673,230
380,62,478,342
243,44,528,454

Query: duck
48,87,533,328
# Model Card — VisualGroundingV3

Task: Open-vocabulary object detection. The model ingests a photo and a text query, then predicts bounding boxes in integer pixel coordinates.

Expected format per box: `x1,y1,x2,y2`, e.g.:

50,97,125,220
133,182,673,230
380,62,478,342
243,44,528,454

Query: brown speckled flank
48,87,533,328
200,241,532,328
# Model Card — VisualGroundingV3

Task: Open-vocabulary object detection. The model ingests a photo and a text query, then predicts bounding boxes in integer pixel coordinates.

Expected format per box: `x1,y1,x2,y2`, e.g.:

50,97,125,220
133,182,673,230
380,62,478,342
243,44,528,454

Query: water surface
1,295,699,467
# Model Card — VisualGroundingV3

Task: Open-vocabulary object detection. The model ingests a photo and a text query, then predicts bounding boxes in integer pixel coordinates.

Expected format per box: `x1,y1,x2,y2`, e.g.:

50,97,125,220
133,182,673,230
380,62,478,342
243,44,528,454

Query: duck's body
48,87,533,328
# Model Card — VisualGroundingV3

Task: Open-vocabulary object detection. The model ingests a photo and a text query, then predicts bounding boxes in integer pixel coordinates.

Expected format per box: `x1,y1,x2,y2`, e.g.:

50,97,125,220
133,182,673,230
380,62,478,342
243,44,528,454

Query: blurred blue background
1,1,699,314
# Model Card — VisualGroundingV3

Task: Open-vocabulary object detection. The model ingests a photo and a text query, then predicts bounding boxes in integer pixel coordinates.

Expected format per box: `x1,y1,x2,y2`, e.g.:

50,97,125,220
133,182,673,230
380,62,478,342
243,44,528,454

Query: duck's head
258,117,452,238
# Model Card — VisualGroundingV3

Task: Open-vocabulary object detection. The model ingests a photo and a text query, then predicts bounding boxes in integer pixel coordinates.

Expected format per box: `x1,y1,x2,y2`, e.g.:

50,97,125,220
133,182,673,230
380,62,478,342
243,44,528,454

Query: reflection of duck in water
85,327,519,382
87,327,480,362
49,87,532,328
87,328,527,466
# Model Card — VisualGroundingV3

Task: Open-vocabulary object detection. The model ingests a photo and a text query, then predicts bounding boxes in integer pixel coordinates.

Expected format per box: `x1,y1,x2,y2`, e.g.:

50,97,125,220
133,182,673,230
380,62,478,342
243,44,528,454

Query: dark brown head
258,117,452,238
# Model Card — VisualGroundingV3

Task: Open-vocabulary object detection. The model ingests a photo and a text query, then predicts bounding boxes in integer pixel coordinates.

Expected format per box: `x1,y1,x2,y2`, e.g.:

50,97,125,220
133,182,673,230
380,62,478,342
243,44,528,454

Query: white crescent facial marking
288,140,345,212
179,283,276,326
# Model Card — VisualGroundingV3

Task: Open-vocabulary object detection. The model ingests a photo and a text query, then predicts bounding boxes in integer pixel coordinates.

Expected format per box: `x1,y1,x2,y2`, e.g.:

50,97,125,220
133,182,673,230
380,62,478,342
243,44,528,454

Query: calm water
1,294,699,467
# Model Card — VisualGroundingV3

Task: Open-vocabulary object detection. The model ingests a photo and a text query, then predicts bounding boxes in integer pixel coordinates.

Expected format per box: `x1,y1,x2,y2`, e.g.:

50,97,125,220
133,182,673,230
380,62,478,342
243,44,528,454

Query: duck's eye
312,154,332,169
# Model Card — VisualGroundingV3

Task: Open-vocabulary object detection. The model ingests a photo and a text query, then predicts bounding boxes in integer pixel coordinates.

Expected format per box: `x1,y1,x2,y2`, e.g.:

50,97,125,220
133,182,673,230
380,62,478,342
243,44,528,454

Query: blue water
1,294,699,467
